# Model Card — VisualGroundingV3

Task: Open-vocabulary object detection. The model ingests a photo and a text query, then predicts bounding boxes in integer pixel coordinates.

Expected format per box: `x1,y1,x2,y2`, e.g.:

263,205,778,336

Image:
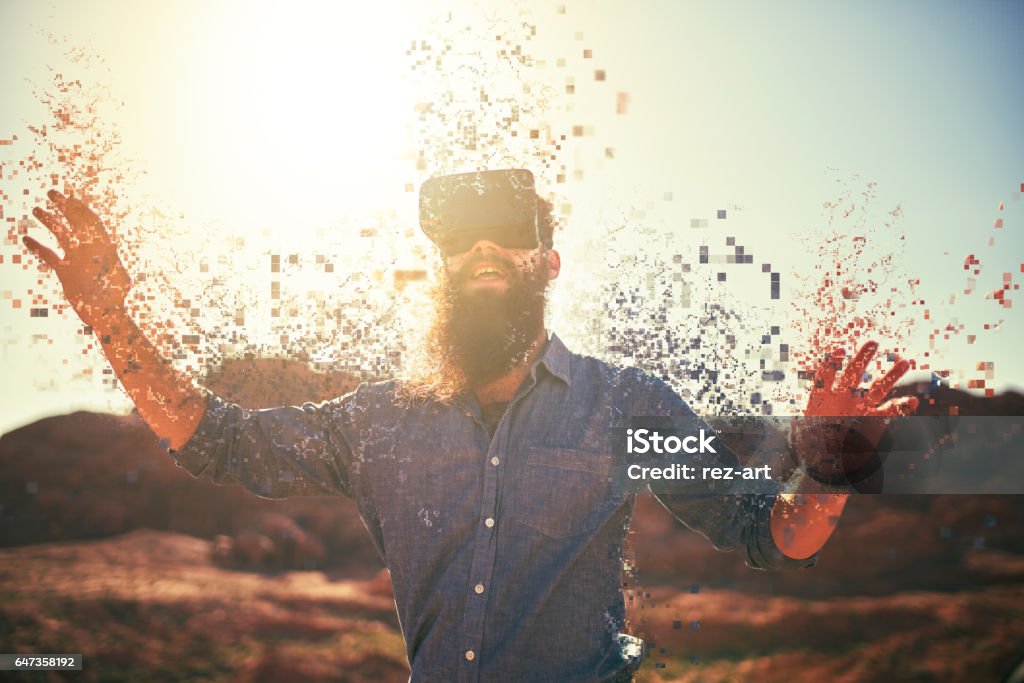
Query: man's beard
405,253,549,402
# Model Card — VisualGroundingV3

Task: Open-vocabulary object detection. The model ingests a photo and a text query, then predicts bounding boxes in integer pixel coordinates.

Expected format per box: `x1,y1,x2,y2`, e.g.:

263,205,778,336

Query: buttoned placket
457,370,541,683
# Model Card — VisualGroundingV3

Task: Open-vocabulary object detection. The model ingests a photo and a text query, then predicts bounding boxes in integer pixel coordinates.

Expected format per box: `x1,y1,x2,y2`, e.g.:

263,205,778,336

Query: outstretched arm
770,341,919,559
24,190,206,449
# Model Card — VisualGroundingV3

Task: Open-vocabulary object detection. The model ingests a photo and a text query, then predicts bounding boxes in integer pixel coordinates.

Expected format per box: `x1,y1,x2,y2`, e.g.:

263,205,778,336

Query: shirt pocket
511,447,618,539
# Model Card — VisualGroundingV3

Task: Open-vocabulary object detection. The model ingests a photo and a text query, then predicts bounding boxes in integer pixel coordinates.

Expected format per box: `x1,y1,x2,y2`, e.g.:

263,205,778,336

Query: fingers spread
867,358,910,405
23,236,63,270
32,207,73,250
837,341,878,393
872,395,919,417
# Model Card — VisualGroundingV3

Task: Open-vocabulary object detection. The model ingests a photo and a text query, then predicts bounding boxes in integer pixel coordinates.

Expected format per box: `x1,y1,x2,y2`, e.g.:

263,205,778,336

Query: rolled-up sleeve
652,492,818,571
634,371,819,571
169,389,362,500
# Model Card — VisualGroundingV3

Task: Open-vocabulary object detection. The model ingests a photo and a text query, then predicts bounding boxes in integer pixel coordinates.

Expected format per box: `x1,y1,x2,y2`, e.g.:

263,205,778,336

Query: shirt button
465,649,476,661
474,583,485,594
484,517,495,528
491,456,500,466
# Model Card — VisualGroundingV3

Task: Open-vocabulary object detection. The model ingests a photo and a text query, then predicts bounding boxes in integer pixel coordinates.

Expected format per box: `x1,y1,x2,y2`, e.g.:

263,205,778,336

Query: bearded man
25,169,917,682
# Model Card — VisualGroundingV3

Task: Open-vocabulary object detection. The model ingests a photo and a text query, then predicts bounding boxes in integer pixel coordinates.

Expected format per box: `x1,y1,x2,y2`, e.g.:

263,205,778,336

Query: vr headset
419,169,540,257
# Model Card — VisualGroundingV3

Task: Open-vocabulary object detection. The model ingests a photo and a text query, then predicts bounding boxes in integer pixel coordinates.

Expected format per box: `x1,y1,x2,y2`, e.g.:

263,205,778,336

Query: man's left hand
794,340,920,483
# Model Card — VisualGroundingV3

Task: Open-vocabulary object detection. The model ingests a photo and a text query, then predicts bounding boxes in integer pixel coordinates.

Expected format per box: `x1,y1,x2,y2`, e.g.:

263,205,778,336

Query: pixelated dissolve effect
1,6,1019,419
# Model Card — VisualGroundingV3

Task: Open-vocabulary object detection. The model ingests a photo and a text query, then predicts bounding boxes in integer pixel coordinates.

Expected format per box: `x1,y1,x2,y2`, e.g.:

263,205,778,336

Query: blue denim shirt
171,334,815,682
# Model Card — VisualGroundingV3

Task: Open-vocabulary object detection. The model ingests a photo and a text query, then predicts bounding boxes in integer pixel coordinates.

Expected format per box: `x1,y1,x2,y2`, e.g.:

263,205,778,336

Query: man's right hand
24,189,132,328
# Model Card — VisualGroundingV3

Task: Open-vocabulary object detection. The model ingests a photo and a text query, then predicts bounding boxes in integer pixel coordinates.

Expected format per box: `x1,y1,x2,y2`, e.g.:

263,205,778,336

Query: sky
1,0,1022,436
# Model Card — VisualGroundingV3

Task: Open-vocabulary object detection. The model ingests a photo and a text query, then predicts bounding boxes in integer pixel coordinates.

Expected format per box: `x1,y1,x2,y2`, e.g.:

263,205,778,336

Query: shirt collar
536,332,572,386
455,332,572,415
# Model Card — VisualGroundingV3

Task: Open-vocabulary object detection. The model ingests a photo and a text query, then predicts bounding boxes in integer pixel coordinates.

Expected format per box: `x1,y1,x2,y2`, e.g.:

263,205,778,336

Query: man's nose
468,239,503,254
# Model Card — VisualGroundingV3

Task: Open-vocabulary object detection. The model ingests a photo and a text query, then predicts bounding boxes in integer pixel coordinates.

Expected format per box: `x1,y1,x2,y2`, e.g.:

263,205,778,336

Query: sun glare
157,2,423,239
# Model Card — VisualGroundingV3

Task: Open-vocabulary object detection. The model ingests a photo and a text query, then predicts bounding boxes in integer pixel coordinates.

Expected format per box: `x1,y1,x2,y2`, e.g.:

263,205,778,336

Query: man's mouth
469,263,507,281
